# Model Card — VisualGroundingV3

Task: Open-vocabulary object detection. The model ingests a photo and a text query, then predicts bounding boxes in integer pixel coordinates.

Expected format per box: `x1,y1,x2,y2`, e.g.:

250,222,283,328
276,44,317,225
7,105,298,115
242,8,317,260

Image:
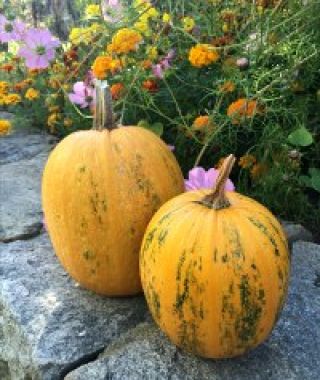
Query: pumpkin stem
201,154,236,209
93,79,115,131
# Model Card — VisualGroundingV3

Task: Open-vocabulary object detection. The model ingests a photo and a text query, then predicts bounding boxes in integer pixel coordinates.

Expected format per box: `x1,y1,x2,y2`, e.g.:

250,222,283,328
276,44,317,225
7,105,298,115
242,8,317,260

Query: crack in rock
1,223,44,244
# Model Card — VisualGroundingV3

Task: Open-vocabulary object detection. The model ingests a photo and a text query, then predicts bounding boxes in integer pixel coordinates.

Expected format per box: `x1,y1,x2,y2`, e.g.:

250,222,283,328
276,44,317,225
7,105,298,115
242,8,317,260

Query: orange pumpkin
42,80,184,296
140,155,290,358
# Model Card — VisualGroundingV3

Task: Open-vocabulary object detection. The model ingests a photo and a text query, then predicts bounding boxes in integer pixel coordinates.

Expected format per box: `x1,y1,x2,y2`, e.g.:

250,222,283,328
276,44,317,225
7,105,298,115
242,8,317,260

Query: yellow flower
239,154,256,169
47,113,61,133
63,118,73,128
89,22,104,35
85,4,101,18
48,78,60,89
183,17,195,32
25,88,40,101
134,0,158,18
0,93,6,106
0,119,12,135
52,62,65,73
162,13,171,23
49,106,60,113
69,25,101,45
69,28,86,45
222,23,229,33
146,46,158,60
134,20,150,35
189,44,220,68
108,28,142,54
0,81,9,94
92,55,121,79
4,93,21,105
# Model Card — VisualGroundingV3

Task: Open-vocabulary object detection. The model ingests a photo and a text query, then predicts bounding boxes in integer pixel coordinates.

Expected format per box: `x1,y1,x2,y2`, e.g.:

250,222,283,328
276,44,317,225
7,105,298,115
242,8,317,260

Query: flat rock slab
0,152,48,242
0,127,56,242
0,234,148,380
66,241,320,380
0,124,56,166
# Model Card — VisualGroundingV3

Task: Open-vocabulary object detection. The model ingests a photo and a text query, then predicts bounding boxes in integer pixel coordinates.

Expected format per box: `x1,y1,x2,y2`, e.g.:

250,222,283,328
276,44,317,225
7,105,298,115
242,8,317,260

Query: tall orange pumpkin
140,155,290,358
42,80,184,296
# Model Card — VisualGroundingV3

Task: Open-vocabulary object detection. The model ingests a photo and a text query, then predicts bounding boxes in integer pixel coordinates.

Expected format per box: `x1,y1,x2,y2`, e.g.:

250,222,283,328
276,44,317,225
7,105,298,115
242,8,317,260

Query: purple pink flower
103,0,123,23
152,49,176,79
18,28,60,69
68,81,95,108
0,15,26,42
185,167,235,191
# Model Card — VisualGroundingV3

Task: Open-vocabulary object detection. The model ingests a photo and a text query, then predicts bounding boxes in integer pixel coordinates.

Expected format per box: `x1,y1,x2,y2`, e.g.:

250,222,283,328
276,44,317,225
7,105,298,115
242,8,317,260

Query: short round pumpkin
42,81,184,296
140,155,290,358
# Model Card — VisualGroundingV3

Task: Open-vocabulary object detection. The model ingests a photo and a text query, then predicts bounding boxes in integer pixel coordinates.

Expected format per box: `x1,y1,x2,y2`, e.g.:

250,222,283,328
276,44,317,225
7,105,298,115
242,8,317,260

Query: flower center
36,45,46,55
85,95,93,103
5,23,13,32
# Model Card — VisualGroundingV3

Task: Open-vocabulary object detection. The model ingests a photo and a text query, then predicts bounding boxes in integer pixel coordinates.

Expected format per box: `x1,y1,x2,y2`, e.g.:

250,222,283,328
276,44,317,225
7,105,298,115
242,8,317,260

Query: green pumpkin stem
93,79,115,131
201,154,236,209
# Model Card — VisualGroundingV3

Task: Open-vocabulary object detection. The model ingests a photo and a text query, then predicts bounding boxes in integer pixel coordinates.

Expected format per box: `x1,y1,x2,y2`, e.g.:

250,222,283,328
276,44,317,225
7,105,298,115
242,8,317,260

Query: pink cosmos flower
18,28,60,69
152,49,176,79
185,167,235,191
13,20,27,41
68,81,95,108
103,0,123,23
0,15,25,42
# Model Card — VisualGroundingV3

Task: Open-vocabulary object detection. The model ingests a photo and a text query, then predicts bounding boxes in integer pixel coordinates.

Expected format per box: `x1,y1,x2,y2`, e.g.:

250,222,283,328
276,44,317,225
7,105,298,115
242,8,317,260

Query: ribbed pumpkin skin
140,190,290,358
42,126,184,296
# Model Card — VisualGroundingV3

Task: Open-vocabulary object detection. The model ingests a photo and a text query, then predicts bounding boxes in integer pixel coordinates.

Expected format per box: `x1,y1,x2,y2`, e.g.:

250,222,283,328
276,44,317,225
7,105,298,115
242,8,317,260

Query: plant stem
201,154,236,210
93,80,115,130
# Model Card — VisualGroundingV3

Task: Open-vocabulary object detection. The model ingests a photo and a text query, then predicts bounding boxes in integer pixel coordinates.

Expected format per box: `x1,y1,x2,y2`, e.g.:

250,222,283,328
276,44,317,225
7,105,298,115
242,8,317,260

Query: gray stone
0,127,56,165
0,235,148,380
0,152,48,242
281,221,313,248
0,126,57,242
66,241,320,380
0,111,14,121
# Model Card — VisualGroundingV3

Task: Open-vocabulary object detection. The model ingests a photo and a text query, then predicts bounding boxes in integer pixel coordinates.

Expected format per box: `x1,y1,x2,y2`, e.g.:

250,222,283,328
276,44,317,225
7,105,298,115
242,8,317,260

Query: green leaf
288,127,313,147
311,176,320,192
299,175,312,187
137,119,150,129
309,168,320,177
149,122,164,136
309,168,320,192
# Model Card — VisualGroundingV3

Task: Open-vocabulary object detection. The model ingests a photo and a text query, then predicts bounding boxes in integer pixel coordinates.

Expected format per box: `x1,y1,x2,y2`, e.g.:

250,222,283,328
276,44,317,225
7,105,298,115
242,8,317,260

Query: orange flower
141,59,152,69
251,163,268,180
1,64,14,72
219,81,235,93
142,79,158,93
189,44,219,68
92,55,121,79
193,115,212,131
13,80,28,92
28,68,43,76
239,154,256,169
111,83,125,100
227,98,258,124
